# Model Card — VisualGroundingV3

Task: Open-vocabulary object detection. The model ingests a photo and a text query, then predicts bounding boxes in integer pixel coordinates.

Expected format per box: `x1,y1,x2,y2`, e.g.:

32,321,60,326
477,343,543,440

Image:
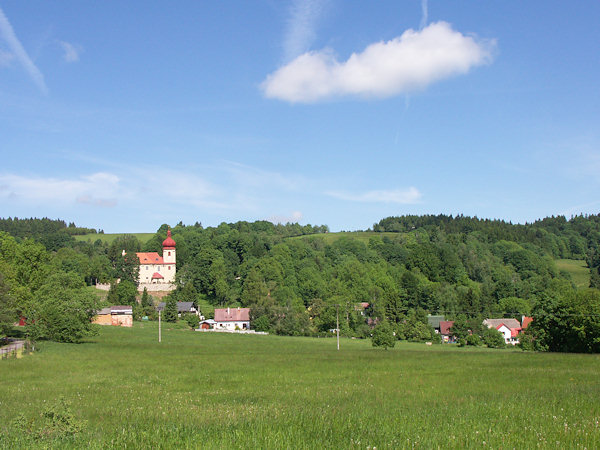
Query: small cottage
94,306,133,327
213,307,250,330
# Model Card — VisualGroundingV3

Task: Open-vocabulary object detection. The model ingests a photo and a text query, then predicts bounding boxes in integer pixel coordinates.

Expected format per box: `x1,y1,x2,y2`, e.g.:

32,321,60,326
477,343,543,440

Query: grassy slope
1,325,599,448
73,233,155,245
556,259,591,289
290,231,401,244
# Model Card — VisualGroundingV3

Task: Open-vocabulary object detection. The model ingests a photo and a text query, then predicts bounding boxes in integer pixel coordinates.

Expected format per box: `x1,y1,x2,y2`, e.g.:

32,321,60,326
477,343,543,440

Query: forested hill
1,214,600,352
0,217,99,251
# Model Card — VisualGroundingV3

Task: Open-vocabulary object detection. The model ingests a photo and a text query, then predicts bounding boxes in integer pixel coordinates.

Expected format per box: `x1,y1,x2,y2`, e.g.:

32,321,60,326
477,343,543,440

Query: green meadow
73,233,155,245
290,231,402,245
1,324,599,448
556,258,591,289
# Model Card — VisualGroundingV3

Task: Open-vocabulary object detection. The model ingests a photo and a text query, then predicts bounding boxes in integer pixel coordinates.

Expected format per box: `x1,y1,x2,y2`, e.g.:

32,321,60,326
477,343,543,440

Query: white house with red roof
136,230,176,291
214,307,251,330
483,318,522,345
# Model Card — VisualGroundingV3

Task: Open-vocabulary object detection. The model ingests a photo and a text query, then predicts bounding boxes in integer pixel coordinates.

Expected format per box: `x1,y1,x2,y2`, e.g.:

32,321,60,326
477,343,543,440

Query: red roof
214,307,250,322
162,229,176,249
522,316,533,329
151,272,164,279
137,252,164,264
440,321,454,335
496,323,522,337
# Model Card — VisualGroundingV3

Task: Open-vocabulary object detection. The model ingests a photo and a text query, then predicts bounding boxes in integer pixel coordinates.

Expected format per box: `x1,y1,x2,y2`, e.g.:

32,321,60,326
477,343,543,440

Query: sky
1,1,599,233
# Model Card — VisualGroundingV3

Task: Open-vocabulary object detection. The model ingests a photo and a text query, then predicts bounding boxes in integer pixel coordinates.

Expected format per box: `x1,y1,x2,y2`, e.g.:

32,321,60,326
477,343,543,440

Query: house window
146,266,149,270
157,266,160,272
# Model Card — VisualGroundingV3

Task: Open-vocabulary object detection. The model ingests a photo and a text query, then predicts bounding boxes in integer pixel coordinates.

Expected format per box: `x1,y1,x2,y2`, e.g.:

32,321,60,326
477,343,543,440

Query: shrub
466,334,482,346
372,321,395,349
483,327,506,348
184,314,199,329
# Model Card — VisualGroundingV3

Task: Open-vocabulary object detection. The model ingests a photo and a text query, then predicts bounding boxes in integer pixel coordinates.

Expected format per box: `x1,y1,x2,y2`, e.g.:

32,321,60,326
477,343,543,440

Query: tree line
1,215,599,352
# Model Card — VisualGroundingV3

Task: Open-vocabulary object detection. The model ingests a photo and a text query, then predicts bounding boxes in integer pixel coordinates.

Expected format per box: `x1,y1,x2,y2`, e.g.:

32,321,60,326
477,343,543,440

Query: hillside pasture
1,324,599,448
73,232,156,245
290,231,402,245
556,258,591,289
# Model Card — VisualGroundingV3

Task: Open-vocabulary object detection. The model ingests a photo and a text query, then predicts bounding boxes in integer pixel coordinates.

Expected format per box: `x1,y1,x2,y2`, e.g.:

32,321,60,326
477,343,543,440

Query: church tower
162,229,176,265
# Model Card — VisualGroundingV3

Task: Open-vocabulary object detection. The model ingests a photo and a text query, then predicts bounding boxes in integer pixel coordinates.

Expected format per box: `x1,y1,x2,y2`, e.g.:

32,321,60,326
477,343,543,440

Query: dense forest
1,214,599,352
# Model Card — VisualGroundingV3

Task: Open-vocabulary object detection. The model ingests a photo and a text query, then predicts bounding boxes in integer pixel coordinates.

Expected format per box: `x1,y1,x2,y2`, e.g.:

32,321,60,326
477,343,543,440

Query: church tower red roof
162,229,176,249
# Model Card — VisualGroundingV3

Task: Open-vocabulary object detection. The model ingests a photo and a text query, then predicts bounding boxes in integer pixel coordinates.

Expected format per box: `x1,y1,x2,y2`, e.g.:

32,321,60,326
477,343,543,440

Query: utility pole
336,304,340,351
158,309,162,343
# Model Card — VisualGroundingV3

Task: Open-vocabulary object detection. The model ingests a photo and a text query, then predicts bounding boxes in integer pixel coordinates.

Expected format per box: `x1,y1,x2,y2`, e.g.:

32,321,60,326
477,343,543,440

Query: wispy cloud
262,21,495,103
0,48,14,66
0,6,48,94
266,211,303,224
326,187,422,204
283,0,329,62
59,40,81,63
0,172,119,207
420,0,428,30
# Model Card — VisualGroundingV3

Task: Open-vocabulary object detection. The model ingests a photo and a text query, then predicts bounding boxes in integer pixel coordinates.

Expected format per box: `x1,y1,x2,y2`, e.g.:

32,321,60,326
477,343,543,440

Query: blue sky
1,1,599,232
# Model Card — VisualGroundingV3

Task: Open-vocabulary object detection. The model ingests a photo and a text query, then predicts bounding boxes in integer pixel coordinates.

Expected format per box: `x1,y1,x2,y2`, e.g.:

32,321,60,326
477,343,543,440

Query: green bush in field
483,327,506,348
184,313,199,329
372,321,395,349
466,333,482,346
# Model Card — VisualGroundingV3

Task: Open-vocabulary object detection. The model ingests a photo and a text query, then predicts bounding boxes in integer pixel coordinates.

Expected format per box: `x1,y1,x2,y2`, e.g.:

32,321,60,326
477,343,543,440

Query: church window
168,251,171,257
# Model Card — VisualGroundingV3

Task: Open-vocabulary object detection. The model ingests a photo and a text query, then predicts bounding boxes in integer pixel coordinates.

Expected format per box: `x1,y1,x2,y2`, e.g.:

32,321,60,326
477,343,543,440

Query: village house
93,305,133,327
439,320,455,343
427,315,446,334
136,230,176,291
213,307,251,330
156,301,200,318
483,318,522,345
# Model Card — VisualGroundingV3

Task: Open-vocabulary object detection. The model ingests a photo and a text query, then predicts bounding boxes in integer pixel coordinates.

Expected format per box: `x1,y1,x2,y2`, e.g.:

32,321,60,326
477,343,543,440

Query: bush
483,327,506,348
252,315,271,332
184,314,199,329
466,334,482,346
372,321,395,349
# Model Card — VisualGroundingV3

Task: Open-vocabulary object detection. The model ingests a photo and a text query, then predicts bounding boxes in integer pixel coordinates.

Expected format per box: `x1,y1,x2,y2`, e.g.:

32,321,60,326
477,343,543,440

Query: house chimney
227,307,230,315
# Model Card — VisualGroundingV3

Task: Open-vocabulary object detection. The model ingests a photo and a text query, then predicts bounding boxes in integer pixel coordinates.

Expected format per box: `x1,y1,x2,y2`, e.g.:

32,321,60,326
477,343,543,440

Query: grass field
1,325,599,448
556,258,591,289
291,231,402,244
73,233,156,245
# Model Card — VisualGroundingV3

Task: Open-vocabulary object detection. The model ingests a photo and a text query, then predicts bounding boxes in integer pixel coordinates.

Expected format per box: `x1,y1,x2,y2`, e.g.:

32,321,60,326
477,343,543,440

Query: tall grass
1,323,599,448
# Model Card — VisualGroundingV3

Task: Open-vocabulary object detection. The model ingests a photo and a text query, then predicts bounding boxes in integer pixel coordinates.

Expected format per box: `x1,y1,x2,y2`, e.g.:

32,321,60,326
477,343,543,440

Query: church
136,229,176,290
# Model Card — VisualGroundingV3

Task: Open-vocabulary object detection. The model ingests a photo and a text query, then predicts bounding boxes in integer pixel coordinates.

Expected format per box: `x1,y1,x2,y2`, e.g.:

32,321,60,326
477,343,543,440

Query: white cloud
0,172,120,207
59,40,81,63
0,7,48,94
266,211,303,224
283,0,329,62
262,21,495,103
327,187,422,204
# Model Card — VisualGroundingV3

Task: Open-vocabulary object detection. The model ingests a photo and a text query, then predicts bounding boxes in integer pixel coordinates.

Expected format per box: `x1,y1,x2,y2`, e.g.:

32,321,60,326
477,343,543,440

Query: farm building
214,307,250,330
94,306,133,327
156,301,200,317
198,319,216,330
